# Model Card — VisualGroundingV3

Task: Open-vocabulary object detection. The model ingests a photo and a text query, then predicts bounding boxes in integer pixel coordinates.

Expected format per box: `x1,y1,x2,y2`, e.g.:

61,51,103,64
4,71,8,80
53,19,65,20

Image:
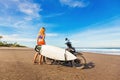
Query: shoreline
80,51,120,56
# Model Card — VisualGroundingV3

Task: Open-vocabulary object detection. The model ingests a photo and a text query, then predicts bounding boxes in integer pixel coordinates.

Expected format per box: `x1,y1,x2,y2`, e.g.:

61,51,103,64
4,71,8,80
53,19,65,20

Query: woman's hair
38,27,45,35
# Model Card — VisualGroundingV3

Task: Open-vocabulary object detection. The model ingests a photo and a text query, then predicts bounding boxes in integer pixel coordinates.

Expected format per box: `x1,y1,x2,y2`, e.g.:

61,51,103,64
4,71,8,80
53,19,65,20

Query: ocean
76,48,120,55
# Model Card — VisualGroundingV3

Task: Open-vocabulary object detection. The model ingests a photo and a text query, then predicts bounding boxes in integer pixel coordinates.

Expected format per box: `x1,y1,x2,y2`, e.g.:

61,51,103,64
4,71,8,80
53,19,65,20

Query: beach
0,48,120,80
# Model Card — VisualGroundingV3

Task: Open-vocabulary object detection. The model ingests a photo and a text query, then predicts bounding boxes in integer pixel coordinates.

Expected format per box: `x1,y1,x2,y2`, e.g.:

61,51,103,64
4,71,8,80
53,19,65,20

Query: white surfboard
40,45,77,61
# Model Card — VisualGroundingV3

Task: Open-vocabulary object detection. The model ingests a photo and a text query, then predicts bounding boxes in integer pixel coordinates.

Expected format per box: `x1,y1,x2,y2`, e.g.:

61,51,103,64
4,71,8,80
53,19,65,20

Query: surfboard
40,45,77,61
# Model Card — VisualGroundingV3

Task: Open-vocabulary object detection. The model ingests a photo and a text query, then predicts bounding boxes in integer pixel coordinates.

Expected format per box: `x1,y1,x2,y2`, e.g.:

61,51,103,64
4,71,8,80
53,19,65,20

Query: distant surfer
33,27,46,64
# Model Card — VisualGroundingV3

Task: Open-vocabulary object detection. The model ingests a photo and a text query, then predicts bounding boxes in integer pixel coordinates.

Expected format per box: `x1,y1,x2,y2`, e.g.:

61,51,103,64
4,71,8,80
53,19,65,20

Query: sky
0,0,120,48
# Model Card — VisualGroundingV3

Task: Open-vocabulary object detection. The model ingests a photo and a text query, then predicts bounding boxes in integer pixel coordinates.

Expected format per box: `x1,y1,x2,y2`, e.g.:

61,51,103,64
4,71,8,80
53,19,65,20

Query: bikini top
38,35,43,39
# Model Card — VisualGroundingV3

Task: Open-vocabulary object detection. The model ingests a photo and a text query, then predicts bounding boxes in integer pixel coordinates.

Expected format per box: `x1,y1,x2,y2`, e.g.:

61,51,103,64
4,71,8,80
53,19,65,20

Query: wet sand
0,48,120,80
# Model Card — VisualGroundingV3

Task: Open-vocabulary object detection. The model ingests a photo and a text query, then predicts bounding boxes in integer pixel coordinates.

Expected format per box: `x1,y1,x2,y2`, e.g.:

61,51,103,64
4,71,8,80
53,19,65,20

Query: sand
0,48,120,80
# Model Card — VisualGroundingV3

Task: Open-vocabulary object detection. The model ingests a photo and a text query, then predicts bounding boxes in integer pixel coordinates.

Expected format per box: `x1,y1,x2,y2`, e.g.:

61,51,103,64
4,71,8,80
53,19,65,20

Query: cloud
0,0,43,39
46,33,59,37
44,12,64,18
18,2,42,20
59,0,89,8
1,34,35,42
70,17,120,47
0,0,42,28
0,0,41,18
71,28,120,47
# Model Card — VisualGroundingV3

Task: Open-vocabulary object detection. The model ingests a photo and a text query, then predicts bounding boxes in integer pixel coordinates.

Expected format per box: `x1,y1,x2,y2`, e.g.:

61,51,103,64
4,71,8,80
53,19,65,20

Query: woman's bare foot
33,61,37,64
38,62,42,65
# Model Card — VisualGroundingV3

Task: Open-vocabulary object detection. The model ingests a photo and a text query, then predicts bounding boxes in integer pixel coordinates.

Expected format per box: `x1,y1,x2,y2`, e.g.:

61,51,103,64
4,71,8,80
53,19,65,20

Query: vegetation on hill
0,36,26,47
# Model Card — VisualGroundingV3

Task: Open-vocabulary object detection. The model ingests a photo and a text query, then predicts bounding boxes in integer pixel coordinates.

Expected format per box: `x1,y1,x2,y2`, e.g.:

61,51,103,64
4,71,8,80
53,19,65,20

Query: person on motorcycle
65,38,76,55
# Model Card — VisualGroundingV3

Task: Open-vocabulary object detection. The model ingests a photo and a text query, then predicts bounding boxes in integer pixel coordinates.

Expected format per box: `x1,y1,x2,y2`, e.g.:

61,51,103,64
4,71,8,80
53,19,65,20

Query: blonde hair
38,27,45,35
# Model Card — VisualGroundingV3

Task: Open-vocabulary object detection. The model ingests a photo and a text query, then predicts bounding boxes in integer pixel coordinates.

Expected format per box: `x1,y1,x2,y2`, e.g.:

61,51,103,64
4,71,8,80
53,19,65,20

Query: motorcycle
45,38,86,68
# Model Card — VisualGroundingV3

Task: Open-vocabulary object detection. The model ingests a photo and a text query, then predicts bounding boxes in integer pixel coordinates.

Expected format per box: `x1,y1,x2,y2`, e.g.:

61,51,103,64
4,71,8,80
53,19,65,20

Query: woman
33,27,46,64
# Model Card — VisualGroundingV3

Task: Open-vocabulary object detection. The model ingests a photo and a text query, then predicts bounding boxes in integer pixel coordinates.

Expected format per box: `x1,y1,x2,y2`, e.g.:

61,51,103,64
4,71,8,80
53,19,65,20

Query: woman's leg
39,54,43,64
33,52,38,63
